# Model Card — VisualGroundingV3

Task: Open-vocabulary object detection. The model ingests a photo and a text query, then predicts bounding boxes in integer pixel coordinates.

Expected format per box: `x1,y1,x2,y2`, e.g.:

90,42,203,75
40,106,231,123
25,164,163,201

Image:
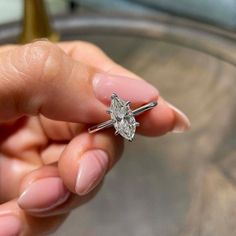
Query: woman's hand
0,41,190,235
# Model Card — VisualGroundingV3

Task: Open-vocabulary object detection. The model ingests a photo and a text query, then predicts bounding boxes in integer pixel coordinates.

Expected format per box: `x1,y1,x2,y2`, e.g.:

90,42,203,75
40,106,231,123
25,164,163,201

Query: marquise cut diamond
88,93,157,140
109,94,137,141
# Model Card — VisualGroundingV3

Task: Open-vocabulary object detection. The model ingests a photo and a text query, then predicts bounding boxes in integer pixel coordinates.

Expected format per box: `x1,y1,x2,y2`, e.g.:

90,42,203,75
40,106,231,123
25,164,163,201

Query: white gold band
88,93,157,141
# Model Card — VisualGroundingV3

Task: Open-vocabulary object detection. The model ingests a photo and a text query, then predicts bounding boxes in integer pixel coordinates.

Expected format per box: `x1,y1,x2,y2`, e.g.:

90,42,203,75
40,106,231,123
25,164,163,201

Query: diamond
109,94,137,141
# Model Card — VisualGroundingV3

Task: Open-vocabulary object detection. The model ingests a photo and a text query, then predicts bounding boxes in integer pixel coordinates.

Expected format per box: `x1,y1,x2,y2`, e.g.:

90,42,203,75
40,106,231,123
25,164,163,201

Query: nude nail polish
75,149,109,196
166,102,191,133
0,215,22,236
92,73,159,105
18,177,70,212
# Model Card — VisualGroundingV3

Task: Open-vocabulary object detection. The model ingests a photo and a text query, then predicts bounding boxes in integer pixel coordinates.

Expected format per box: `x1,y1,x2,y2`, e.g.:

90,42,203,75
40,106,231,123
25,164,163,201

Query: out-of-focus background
1,0,236,27
1,1,236,236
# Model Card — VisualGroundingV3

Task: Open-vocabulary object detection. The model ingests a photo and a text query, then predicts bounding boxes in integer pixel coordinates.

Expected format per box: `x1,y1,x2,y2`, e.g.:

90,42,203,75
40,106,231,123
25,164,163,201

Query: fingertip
0,201,24,236
0,213,23,236
58,131,124,195
18,166,70,216
75,149,109,195
0,199,68,235
166,102,191,133
137,97,175,136
137,97,191,136
18,177,70,214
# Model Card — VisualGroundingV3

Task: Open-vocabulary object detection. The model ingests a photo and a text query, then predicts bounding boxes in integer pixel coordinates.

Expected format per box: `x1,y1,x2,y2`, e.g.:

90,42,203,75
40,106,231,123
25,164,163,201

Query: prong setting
88,93,157,142
125,101,131,106
111,93,117,99
109,93,136,141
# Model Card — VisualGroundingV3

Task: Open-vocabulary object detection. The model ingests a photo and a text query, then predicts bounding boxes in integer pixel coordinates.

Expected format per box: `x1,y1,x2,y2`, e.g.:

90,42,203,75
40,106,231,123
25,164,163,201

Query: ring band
88,93,157,141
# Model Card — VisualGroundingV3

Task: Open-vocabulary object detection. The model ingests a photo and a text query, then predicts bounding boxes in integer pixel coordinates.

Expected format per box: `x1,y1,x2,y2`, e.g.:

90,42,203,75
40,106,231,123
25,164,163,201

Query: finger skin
16,129,123,216
136,98,175,136
0,41,107,122
58,130,124,194
58,41,185,136
17,165,102,218
0,200,68,236
17,166,70,216
58,41,141,79
0,41,180,137
0,41,158,123
0,40,189,236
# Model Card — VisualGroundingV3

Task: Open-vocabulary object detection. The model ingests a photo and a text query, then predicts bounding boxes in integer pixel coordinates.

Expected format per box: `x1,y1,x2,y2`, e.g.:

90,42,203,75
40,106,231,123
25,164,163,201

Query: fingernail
0,214,22,236
167,102,191,133
18,177,70,213
75,149,109,195
92,73,158,104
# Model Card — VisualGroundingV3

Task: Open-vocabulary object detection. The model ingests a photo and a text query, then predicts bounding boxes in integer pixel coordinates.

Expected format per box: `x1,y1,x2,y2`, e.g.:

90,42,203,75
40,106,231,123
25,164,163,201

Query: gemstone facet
109,94,137,141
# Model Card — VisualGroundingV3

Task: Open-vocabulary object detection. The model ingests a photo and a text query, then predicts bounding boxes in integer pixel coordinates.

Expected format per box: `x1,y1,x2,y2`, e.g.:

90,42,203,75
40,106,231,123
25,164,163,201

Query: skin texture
0,41,190,236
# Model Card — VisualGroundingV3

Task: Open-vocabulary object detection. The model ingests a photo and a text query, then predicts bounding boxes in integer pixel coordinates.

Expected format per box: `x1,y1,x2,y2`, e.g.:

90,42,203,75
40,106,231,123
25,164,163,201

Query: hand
0,41,190,236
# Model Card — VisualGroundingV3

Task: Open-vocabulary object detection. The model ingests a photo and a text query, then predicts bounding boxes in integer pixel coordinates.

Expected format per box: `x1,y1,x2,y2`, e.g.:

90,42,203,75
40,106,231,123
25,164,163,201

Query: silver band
88,101,157,134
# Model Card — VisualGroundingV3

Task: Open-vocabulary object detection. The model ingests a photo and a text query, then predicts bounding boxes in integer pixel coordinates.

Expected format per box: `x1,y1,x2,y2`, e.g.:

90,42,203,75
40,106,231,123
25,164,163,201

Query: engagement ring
88,93,157,141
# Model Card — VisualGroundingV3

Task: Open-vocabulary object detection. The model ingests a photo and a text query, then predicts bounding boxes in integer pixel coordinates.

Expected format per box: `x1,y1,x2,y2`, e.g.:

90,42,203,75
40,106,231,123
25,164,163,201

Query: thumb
0,41,158,123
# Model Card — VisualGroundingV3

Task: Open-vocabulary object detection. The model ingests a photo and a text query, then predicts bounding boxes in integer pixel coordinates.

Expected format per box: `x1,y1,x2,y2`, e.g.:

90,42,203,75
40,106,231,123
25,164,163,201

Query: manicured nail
167,102,191,133
75,149,109,195
93,73,158,104
18,177,70,213
0,214,22,236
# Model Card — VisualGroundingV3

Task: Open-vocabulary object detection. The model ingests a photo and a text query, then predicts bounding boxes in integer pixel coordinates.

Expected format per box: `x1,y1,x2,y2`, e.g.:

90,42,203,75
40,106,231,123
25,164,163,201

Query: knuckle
0,41,67,117
24,41,64,81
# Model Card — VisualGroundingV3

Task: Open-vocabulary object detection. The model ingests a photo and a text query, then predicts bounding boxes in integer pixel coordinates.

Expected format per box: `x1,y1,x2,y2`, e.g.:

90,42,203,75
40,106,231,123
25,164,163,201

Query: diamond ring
88,93,157,141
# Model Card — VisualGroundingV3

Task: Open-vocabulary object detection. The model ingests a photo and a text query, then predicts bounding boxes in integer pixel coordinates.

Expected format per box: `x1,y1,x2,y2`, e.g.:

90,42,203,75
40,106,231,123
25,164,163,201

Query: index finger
0,41,157,124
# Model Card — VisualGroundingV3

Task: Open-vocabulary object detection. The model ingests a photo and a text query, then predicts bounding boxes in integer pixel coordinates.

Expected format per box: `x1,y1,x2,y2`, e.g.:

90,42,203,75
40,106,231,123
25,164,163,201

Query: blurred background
1,1,236,236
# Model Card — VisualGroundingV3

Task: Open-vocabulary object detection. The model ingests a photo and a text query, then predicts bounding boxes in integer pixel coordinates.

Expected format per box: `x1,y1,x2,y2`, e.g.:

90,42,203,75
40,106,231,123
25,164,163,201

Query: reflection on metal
19,0,59,43
1,13,236,65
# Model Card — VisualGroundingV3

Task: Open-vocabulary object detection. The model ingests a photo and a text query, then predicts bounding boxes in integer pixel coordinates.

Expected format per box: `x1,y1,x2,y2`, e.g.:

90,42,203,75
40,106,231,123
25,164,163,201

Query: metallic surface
88,100,157,134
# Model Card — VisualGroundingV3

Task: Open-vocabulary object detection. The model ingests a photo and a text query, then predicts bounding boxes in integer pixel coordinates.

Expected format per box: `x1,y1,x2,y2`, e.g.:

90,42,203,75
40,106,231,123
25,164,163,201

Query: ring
88,93,157,141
